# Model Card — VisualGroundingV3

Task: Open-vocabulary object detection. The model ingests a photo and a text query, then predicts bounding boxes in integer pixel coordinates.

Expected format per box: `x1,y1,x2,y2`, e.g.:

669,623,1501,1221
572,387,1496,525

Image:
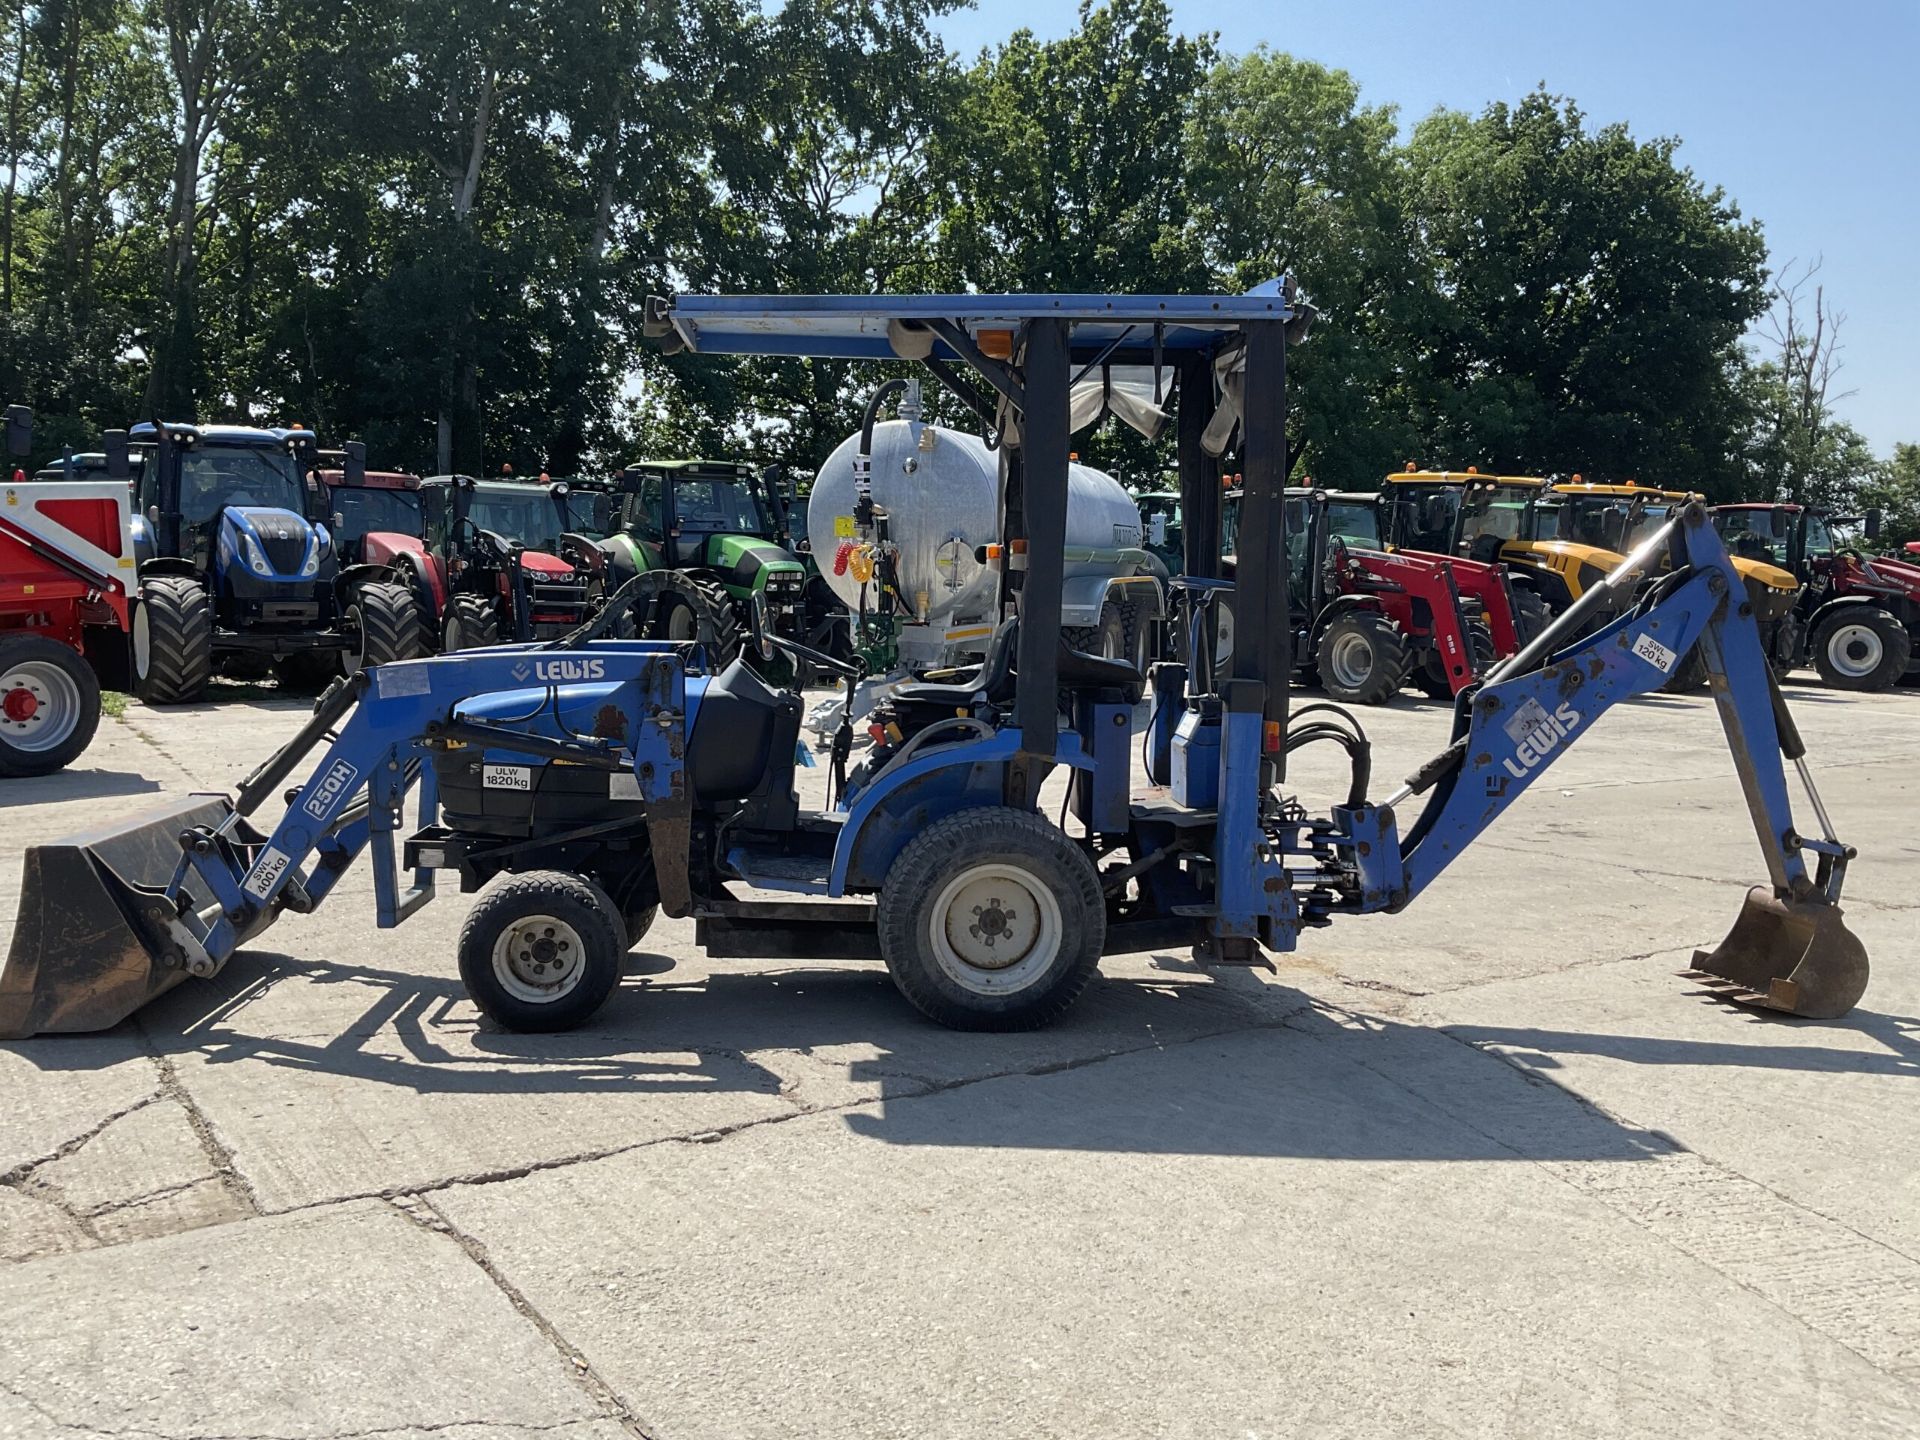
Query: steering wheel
761,628,863,681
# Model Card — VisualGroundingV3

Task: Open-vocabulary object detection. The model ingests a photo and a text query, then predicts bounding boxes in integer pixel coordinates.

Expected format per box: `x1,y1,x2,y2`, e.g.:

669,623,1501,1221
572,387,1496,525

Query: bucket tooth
1685,885,1869,1020
0,796,236,1039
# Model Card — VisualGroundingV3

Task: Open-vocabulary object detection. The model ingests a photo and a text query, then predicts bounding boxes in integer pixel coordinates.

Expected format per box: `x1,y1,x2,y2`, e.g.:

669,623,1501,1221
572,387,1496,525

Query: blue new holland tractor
115,422,414,700
0,289,1871,1038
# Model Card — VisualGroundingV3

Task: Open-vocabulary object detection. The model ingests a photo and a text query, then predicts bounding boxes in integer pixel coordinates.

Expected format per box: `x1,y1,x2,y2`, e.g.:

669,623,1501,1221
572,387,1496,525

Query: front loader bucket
0,795,236,1039
1683,885,1870,1020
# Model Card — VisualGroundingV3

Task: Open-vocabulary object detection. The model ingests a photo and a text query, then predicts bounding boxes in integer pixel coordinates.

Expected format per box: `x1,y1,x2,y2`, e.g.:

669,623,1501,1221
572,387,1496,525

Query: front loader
1,289,1872,1040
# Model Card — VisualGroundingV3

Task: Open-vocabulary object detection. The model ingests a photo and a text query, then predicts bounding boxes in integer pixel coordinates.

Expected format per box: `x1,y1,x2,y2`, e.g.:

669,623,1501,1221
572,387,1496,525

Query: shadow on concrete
1,948,1681,1163
1447,1002,1920,1081
0,768,163,804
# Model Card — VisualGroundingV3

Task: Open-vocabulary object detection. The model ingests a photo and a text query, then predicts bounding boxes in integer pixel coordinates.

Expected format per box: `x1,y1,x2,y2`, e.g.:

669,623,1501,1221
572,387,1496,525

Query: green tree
1863,442,1920,549
1185,48,1421,488
1401,90,1767,494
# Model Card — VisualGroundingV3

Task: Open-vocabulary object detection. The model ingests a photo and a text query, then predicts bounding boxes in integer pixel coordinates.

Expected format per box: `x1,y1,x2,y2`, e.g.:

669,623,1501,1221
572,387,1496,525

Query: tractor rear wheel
347,581,425,673
1314,611,1409,706
458,871,625,1031
652,573,742,668
131,576,213,704
441,593,502,652
0,634,100,777
877,808,1104,1030
1812,607,1911,691
1411,624,1497,701
1089,599,1147,702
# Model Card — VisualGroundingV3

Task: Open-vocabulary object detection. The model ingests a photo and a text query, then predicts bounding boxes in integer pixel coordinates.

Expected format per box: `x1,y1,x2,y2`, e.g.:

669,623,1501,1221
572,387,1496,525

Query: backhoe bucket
0,795,236,1039
1683,886,1870,1020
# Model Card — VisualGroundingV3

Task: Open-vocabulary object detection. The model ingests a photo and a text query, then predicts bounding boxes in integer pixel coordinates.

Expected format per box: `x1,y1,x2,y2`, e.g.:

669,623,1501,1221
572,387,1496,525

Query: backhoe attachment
1684,886,1870,1020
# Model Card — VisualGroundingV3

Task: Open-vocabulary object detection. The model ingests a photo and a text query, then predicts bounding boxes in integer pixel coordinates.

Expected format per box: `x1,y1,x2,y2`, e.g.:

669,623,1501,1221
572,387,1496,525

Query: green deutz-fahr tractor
593,461,812,668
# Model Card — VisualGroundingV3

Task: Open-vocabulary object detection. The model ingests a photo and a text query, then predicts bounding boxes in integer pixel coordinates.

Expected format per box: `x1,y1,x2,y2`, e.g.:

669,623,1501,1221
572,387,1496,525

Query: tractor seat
890,616,1020,709
1054,639,1140,692
889,615,1141,710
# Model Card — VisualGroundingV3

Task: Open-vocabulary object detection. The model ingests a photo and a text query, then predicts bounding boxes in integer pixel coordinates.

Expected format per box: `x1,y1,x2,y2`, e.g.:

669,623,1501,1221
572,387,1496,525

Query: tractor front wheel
347,581,427,672
1314,612,1408,706
877,808,1104,1031
458,871,625,1031
131,576,213,704
1811,608,1911,692
652,574,743,669
442,594,502,652
0,635,100,778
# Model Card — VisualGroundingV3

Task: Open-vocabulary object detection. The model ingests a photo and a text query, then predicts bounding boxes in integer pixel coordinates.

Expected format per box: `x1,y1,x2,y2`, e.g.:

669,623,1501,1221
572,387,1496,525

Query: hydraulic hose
854,379,910,529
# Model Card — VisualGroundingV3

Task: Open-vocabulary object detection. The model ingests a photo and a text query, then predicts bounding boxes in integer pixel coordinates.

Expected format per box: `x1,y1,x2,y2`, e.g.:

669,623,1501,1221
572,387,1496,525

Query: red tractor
1712,502,1918,690
313,446,430,672
0,405,131,776
1324,489,1545,698
1205,484,1490,705
413,475,601,648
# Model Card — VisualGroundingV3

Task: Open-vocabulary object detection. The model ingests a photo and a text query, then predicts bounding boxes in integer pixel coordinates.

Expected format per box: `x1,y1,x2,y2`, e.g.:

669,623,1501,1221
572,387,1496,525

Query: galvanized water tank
808,421,1142,624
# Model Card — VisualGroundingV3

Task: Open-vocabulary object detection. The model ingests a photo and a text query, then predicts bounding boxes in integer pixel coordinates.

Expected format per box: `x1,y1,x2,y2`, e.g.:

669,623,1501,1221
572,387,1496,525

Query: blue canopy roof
663,288,1296,362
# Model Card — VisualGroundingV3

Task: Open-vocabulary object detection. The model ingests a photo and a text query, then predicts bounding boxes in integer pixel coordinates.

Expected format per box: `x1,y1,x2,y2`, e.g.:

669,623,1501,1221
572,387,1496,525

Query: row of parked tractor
0,407,850,776
1136,468,1920,707
5,398,1917,782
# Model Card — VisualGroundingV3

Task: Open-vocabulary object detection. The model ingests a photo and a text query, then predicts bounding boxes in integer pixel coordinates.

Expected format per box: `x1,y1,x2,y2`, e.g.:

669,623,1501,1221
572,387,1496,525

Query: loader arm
0,644,692,1037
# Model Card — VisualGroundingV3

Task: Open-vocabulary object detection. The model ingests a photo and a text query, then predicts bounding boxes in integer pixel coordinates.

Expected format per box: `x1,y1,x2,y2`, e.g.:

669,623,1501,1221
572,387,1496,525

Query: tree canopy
0,0,1904,508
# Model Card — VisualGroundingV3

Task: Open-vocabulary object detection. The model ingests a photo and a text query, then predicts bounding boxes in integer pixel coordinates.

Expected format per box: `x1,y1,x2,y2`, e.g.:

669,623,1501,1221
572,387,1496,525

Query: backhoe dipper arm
1372,507,1846,912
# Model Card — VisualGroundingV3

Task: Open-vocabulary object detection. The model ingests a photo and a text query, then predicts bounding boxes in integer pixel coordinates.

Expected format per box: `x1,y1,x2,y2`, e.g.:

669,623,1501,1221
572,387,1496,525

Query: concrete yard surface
1,677,1916,1438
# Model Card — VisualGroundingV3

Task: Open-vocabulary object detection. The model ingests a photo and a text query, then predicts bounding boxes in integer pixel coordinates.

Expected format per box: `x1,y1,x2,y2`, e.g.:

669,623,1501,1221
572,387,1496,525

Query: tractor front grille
527,577,589,620
261,534,307,573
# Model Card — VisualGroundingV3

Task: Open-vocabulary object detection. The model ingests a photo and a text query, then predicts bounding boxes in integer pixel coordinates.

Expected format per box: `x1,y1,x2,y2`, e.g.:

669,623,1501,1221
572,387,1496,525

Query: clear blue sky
935,0,1917,453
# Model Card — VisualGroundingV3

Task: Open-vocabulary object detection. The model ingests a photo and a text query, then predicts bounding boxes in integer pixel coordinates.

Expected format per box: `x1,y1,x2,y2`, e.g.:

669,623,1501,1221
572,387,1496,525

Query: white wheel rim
1329,629,1376,688
490,913,587,1004
666,604,697,641
1102,624,1124,661
445,613,467,651
133,604,152,680
1214,602,1235,665
1827,623,1883,679
346,603,368,674
1,659,83,753
927,863,1063,996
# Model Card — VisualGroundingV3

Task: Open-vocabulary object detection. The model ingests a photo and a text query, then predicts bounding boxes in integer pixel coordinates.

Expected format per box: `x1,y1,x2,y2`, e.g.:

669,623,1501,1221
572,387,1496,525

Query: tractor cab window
628,475,667,541
465,488,565,552
1458,489,1531,550
1283,495,1313,598
1398,488,1458,552
178,449,307,524
1713,509,1788,566
422,488,452,549
560,488,622,541
1328,501,1382,550
329,486,422,545
1803,513,1835,559
1548,497,1634,551
671,475,770,536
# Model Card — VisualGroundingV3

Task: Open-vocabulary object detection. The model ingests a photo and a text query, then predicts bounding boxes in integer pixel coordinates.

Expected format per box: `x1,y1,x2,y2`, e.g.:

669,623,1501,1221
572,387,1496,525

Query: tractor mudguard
829,726,1093,894
136,556,200,581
